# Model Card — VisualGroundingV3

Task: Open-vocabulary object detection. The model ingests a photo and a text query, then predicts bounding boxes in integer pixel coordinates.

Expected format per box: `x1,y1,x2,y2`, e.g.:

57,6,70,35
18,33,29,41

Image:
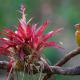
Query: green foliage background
0,0,80,80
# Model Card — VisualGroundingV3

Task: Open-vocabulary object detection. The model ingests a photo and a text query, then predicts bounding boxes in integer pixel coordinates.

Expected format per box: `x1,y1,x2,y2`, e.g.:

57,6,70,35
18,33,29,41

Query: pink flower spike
32,23,38,32
26,24,32,38
33,37,39,48
27,17,33,25
20,4,26,27
3,28,22,42
17,23,27,40
44,41,62,48
43,28,63,41
36,20,48,36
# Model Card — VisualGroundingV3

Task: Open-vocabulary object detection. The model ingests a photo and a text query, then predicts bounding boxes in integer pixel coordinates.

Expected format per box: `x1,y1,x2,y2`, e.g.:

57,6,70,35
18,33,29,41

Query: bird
75,24,80,46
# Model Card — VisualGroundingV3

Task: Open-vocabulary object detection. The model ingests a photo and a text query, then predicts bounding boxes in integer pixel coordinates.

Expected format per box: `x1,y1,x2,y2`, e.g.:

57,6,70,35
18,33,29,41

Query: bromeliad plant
0,5,63,80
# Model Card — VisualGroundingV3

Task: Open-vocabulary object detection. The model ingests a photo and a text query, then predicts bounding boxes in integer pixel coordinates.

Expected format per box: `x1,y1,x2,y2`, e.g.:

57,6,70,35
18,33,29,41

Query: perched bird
75,24,80,46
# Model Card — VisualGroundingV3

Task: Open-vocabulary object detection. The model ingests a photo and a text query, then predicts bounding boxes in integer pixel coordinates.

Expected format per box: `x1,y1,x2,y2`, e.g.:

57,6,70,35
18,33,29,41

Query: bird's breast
75,31,80,46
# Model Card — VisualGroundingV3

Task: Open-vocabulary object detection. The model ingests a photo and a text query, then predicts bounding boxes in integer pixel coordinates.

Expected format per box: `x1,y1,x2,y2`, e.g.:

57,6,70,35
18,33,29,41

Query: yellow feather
75,31,80,46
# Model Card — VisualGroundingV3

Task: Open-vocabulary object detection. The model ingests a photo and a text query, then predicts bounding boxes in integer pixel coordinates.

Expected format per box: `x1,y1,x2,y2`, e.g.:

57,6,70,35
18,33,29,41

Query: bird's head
75,24,80,31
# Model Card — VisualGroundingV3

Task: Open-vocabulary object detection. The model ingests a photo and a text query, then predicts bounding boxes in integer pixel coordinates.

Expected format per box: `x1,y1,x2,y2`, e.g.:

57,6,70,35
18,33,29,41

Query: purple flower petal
19,49,25,61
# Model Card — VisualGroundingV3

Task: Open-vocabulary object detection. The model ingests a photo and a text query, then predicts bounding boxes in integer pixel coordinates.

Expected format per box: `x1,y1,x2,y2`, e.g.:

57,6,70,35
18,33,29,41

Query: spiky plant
0,5,62,80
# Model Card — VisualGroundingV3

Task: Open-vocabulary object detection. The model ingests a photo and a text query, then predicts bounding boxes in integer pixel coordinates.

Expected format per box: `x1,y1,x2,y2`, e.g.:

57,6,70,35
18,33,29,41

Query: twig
43,66,80,75
55,47,80,66
43,47,80,80
1,61,80,75
0,61,8,70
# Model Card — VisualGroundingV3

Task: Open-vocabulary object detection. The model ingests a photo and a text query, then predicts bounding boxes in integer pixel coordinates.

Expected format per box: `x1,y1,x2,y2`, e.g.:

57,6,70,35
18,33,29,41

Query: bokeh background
0,0,80,80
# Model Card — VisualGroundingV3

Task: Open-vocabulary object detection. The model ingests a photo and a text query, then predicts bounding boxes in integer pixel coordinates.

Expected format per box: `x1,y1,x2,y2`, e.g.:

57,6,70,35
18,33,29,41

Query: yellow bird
75,24,80,46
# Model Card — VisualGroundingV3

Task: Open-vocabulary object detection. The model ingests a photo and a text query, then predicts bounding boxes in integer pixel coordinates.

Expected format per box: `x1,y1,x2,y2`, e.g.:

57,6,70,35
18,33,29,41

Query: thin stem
22,62,26,80
55,47,80,66
16,70,19,80
7,64,14,80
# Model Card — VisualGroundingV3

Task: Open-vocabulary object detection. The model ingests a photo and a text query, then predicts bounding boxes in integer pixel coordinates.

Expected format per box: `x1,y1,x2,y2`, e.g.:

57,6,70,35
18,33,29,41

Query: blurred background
0,0,80,80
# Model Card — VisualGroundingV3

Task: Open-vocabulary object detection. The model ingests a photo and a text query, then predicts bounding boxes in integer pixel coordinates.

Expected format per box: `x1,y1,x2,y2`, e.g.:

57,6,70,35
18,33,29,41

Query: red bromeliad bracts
0,5,63,80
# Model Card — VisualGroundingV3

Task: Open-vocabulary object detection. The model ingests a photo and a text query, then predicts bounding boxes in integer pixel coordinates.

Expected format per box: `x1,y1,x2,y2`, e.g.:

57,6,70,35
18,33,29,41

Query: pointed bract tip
20,4,26,14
